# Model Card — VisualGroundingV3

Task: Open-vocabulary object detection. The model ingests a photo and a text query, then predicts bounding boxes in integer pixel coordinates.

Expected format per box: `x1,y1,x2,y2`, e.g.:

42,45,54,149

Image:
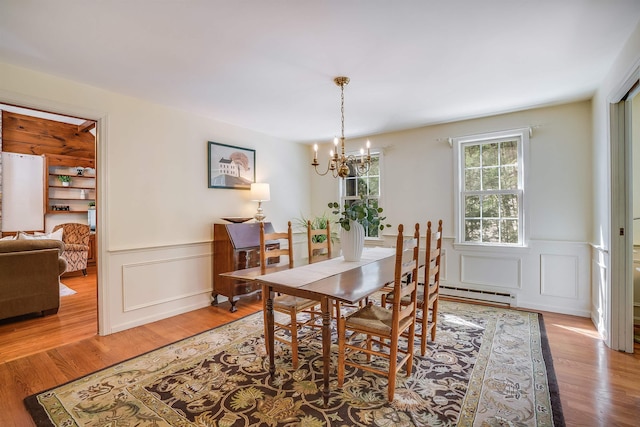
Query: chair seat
345,303,413,336
273,295,318,311
386,287,425,304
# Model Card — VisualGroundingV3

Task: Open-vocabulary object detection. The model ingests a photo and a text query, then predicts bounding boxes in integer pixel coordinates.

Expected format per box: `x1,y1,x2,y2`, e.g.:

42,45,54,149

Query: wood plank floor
1,270,639,426
0,267,99,363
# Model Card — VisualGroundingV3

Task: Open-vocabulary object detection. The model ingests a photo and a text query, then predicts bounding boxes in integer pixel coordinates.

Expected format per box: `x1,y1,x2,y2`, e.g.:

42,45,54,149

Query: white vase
340,220,365,261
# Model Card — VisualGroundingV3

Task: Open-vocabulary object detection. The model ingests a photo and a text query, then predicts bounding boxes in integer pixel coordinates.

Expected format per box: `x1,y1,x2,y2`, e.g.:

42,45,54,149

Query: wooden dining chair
307,220,366,318
337,223,420,401
417,219,443,355
260,221,321,369
382,220,443,356
307,220,331,263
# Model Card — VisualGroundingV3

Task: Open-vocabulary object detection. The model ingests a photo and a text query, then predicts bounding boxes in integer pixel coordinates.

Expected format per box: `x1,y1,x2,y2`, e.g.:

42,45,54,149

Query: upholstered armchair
53,223,90,276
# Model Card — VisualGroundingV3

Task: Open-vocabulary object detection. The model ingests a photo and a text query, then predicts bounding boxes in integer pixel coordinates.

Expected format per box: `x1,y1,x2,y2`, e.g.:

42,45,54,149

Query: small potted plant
294,212,337,243
58,175,71,187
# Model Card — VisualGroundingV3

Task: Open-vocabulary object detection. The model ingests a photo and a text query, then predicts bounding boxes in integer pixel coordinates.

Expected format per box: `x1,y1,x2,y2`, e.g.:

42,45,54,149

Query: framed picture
208,141,256,189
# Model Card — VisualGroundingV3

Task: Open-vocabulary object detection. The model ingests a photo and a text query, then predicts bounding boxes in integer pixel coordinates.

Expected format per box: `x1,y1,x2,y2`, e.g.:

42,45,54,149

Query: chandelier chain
340,81,345,141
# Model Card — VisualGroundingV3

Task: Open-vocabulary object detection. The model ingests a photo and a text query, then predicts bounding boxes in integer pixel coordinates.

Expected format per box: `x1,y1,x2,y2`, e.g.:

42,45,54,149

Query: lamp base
254,202,266,222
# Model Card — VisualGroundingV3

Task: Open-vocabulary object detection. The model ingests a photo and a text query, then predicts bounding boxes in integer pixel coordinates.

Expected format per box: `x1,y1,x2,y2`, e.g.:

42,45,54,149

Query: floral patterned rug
24,301,564,426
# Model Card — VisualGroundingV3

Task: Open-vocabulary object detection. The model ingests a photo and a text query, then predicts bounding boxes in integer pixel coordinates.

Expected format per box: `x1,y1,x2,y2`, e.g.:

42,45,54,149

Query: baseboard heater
439,285,516,307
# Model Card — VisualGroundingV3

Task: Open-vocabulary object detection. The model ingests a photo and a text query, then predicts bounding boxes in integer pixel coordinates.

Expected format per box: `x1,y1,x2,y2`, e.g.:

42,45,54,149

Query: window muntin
341,153,382,238
457,131,526,246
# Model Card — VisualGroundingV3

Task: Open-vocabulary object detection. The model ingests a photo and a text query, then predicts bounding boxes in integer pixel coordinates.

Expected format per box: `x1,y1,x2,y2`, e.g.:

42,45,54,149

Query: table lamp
250,183,270,222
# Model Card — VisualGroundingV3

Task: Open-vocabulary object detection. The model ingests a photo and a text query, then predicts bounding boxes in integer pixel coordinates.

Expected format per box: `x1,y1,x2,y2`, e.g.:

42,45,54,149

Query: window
454,129,528,246
341,152,382,238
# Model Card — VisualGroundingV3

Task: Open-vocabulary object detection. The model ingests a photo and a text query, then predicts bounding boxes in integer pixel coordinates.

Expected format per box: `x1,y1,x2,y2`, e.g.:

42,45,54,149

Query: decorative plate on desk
221,217,253,223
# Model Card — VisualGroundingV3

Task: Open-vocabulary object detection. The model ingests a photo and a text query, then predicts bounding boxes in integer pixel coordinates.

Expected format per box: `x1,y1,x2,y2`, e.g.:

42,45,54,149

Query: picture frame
207,141,256,190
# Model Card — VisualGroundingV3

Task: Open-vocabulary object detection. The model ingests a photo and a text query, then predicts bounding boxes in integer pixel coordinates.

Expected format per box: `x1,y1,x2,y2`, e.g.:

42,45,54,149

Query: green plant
88,201,96,208
58,175,71,183
328,196,391,233
294,212,336,243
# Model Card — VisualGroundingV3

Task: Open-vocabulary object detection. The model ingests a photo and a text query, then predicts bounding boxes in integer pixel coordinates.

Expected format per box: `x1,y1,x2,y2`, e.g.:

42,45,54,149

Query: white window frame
453,128,529,248
339,151,384,240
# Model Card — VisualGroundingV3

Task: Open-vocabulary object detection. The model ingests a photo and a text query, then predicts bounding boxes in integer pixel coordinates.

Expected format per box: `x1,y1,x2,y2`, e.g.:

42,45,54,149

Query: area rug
24,301,564,426
59,282,76,297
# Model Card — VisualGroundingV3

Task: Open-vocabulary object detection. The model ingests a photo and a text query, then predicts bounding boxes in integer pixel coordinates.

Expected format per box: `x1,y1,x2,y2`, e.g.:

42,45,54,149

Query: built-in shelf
49,184,96,190
44,154,96,216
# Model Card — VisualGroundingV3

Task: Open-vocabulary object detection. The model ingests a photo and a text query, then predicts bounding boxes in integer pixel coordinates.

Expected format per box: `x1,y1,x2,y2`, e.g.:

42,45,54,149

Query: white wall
311,101,594,316
0,61,310,334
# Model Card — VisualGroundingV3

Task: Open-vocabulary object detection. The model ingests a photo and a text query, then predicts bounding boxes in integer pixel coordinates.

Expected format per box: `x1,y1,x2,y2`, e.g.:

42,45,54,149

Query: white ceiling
1,1,640,143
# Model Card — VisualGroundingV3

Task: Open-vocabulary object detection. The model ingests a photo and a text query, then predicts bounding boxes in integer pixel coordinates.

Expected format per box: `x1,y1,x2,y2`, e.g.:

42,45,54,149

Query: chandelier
312,76,371,178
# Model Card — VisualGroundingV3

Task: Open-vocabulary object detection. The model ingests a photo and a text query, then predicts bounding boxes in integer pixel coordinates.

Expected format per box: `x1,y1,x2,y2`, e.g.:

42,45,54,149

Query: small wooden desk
223,247,398,404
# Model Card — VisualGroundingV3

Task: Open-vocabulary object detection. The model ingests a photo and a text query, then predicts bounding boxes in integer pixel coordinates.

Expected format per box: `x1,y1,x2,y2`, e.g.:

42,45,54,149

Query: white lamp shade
250,183,270,201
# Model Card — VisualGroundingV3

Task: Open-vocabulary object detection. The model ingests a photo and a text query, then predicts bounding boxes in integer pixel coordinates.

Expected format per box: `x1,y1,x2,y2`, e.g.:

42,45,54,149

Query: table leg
321,296,331,405
263,284,275,377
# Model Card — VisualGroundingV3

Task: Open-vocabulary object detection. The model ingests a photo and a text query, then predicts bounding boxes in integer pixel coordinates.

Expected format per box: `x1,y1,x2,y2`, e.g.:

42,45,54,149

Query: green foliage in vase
58,175,71,183
328,196,391,233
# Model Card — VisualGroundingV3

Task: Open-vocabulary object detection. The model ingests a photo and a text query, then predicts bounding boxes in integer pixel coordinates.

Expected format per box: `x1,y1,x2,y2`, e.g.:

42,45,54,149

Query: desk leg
263,284,275,377
321,296,331,405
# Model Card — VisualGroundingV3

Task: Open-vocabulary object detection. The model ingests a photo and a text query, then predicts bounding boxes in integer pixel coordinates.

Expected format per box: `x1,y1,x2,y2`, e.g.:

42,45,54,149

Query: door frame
0,90,108,335
610,66,640,353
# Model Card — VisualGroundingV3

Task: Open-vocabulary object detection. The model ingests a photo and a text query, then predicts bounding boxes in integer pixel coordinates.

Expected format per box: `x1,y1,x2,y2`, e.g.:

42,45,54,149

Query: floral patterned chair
53,223,90,276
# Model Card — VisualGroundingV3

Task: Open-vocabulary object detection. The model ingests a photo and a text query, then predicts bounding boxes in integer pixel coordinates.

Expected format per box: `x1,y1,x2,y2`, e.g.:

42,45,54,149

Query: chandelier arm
312,159,337,176
344,154,372,177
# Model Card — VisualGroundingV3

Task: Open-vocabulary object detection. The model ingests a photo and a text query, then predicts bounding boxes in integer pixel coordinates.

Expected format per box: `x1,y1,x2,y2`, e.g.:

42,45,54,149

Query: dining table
220,246,399,405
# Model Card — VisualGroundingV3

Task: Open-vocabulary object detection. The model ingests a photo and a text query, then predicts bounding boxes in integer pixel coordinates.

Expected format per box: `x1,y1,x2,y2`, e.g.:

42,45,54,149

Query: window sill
453,242,532,255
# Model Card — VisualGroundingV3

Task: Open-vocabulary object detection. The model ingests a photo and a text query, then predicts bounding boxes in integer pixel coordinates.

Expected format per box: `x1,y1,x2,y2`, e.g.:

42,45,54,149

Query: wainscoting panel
460,254,521,289
540,253,579,298
444,239,591,317
122,254,212,312
105,241,213,334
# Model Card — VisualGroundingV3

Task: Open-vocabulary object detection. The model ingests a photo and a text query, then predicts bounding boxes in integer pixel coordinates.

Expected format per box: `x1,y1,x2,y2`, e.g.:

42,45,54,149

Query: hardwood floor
0,267,99,363
1,271,639,426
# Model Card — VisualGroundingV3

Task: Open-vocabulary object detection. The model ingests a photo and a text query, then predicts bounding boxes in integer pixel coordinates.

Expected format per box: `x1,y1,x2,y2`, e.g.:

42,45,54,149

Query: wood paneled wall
1,111,95,159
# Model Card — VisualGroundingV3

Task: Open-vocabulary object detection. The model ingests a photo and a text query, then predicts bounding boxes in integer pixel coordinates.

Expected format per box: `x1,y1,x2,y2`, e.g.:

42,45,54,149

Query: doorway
631,89,640,345
611,75,640,353
0,103,99,359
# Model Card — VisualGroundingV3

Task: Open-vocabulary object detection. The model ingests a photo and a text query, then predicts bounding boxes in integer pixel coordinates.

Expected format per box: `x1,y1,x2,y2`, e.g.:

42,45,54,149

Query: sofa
0,239,67,320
